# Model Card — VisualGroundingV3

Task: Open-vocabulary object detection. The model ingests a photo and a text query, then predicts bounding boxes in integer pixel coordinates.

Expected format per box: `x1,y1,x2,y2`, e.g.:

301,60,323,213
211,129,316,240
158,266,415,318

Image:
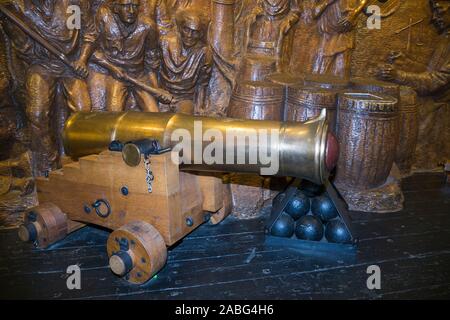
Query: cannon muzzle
63,111,339,185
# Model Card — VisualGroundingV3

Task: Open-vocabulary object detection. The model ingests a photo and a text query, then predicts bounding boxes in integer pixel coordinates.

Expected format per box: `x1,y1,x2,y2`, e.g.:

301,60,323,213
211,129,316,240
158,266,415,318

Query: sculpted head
262,0,291,16
113,0,140,25
176,8,209,48
430,0,450,33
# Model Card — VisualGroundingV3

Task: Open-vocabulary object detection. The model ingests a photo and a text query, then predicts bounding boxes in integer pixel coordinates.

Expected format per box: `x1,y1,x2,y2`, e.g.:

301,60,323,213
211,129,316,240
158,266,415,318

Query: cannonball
270,212,295,238
311,195,338,222
285,192,310,220
299,180,325,198
325,220,352,244
295,215,324,241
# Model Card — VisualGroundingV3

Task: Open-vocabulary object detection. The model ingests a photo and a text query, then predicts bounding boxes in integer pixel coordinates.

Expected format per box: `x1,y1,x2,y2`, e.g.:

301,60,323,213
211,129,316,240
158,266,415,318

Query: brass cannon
18,111,338,284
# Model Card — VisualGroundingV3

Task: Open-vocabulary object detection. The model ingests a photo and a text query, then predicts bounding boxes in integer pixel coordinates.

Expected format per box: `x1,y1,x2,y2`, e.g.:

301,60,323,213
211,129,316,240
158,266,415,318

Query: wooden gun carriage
19,149,232,284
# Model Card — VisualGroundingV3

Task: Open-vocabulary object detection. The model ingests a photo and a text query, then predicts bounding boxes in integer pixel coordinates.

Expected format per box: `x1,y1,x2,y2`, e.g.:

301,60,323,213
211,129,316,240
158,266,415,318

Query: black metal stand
265,179,358,259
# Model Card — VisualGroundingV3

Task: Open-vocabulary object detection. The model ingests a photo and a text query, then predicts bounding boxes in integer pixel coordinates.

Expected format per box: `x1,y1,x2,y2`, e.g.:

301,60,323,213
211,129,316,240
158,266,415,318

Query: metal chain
144,155,155,193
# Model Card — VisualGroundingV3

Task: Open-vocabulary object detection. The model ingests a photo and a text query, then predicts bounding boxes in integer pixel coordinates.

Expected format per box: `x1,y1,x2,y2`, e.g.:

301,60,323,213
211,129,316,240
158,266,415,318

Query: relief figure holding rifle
0,0,94,177
86,0,174,113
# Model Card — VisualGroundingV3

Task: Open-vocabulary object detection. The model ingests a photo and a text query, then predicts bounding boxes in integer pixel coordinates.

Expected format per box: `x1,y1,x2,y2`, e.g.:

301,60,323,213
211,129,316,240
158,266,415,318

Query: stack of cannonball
270,181,352,244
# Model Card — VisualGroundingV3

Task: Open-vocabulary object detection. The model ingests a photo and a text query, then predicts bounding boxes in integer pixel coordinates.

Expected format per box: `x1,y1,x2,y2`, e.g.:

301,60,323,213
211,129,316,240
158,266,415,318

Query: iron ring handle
92,199,111,218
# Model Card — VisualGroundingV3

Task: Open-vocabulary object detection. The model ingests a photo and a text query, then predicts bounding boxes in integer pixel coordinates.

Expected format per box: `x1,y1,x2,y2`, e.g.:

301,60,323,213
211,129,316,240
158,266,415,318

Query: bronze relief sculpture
312,0,368,78
86,0,163,113
159,8,212,114
0,0,94,177
224,0,300,122
240,0,300,77
0,0,448,227
377,0,449,172
211,0,300,86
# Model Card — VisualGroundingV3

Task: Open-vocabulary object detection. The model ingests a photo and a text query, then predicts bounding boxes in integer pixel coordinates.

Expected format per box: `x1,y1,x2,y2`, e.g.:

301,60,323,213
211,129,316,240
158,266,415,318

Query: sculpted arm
145,22,161,88
312,0,337,19
377,60,450,96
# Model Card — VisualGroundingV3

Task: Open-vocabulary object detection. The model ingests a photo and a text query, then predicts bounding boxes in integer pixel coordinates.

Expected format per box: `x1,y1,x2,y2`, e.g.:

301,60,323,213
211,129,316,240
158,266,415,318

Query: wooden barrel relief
286,86,338,132
267,73,304,121
350,77,400,99
267,72,304,87
304,74,351,90
395,86,419,175
335,93,399,190
227,81,285,121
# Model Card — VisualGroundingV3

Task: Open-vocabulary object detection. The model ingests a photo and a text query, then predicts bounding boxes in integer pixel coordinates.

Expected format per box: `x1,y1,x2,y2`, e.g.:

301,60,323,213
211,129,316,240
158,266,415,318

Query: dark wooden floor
0,173,449,300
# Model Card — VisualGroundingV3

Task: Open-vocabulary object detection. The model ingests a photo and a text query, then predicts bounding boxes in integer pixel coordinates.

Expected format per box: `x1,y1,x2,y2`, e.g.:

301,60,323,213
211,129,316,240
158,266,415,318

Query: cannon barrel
63,111,339,185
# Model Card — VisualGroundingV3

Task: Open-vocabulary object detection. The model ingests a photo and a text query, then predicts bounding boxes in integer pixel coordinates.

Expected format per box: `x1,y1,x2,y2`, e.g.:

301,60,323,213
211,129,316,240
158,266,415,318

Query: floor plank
0,173,449,299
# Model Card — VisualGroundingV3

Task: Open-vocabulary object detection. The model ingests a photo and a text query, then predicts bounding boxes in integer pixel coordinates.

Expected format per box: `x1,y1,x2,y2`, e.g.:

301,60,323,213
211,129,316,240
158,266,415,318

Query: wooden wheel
107,221,167,285
210,183,233,225
18,203,68,248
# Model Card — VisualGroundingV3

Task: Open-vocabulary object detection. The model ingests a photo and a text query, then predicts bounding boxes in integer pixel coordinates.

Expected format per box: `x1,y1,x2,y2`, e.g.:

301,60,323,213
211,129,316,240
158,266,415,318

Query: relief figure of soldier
241,0,300,75
312,0,368,78
159,8,212,114
377,0,449,170
0,0,94,177
86,0,163,112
